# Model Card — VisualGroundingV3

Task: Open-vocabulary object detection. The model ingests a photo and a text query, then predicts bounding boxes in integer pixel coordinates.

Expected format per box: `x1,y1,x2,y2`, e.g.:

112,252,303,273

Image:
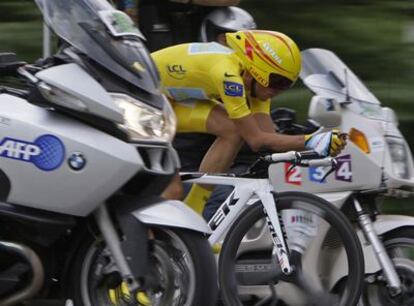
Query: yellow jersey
152,42,270,119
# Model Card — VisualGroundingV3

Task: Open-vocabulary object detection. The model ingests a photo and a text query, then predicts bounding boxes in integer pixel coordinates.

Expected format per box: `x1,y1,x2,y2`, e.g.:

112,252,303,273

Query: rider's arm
249,97,275,133
211,60,305,152
234,114,305,152
253,113,276,133
169,0,240,5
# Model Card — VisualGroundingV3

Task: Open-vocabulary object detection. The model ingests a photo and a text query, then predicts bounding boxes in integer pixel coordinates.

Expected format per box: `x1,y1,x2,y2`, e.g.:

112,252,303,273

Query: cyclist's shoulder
151,43,191,57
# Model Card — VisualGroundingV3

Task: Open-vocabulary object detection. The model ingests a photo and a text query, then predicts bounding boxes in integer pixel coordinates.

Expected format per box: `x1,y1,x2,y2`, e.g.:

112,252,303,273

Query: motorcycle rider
113,0,240,51
153,30,347,214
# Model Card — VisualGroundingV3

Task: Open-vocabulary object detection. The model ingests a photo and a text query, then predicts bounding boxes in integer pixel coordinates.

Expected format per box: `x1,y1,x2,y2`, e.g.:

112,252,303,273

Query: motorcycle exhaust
0,241,44,306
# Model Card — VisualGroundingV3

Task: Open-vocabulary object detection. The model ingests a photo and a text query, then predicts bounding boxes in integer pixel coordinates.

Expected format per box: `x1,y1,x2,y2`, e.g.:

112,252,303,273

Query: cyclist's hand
305,129,347,157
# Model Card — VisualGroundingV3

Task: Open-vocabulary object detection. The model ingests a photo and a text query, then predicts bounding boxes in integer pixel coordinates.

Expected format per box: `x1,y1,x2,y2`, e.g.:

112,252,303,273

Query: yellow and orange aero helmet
226,30,301,88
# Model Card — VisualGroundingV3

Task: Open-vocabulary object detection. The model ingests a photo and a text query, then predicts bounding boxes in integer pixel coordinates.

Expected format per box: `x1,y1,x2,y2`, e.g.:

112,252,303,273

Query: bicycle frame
182,174,294,274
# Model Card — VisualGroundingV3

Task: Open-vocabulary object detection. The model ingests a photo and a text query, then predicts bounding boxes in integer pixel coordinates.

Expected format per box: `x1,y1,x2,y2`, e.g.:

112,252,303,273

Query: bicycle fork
257,189,292,275
354,197,402,296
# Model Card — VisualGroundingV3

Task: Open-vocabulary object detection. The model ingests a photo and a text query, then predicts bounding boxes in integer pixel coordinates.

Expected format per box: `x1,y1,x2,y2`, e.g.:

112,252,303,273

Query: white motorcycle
266,48,414,305
0,0,218,305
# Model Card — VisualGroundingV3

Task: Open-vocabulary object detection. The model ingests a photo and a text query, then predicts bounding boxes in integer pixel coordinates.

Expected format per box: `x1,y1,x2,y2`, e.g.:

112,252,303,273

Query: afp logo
0,135,65,171
224,81,243,97
167,64,187,80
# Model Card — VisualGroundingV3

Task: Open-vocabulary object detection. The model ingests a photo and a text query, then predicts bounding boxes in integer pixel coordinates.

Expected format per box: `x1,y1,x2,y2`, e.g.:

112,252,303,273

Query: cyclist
172,6,257,218
173,6,257,170
153,30,346,214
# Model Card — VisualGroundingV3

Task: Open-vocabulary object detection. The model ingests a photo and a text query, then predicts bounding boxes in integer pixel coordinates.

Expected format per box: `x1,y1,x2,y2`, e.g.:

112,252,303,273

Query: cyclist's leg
161,173,184,200
162,99,222,202
202,185,234,221
184,104,244,213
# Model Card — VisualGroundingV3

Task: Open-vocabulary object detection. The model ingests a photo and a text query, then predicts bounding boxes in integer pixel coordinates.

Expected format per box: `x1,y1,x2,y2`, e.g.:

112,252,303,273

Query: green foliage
0,1,42,61
240,0,414,146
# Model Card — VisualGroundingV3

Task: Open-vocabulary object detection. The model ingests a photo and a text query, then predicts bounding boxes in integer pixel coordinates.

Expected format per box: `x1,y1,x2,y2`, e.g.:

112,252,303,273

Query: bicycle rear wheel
219,191,364,306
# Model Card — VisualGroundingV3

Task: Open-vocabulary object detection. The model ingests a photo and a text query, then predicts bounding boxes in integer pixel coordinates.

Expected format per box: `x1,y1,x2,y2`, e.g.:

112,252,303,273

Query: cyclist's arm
234,114,305,152
249,97,274,133
253,113,276,133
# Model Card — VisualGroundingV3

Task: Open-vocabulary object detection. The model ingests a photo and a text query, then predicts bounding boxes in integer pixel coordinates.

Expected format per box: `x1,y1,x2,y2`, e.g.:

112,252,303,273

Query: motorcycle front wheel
219,191,364,306
67,227,218,306
359,227,414,306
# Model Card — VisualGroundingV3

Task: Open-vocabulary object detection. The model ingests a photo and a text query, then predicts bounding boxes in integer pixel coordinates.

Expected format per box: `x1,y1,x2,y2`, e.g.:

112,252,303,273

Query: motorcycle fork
354,197,402,296
257,189,292,275
94,205,141,292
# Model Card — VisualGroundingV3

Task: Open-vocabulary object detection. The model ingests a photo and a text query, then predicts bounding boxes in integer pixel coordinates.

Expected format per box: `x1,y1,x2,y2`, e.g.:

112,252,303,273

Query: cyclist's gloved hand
305,129,347,157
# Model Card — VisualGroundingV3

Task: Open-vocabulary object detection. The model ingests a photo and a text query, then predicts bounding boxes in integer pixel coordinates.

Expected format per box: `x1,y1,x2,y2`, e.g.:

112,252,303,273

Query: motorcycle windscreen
35,0,163,108
300,48,381,105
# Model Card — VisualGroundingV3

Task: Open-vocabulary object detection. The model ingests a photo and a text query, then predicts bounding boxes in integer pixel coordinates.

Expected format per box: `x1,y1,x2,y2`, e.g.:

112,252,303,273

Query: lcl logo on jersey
167,64,186,80
0,135,65,171
224,81,243,97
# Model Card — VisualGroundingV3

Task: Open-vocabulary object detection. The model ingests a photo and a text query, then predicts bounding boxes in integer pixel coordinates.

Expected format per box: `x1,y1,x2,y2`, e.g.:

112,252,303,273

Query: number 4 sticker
335,154,352,182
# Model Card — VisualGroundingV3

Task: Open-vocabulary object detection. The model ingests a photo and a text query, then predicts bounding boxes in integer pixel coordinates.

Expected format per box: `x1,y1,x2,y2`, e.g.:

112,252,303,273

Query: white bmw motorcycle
267,48,414,305
0,0,218,305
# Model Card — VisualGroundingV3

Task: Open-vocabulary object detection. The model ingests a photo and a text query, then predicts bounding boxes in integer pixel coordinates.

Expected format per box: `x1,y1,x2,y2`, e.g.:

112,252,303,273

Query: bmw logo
68,152,86,171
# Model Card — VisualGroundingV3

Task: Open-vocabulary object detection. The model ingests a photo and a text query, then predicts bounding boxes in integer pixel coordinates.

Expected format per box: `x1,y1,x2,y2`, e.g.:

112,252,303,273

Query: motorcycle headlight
386,137,411,179
111,93,176,142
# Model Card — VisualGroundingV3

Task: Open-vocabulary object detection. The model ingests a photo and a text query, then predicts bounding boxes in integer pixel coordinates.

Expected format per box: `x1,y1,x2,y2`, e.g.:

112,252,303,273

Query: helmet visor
268,74,294,90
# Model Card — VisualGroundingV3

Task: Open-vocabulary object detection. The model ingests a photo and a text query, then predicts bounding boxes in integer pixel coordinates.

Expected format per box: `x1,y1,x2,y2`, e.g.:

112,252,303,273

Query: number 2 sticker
285,163,302,185
335,154,352,182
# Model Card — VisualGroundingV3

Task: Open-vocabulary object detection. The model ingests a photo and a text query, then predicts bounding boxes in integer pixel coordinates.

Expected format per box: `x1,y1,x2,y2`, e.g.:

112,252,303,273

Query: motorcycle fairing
0,94,141,216
36,63,124,123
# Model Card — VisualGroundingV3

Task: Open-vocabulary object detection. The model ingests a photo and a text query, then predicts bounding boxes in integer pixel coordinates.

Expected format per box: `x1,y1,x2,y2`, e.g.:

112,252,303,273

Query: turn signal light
349,128,370,154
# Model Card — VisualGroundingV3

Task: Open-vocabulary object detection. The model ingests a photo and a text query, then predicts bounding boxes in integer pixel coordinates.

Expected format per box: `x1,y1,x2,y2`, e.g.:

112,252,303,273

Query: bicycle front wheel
219,191,364,306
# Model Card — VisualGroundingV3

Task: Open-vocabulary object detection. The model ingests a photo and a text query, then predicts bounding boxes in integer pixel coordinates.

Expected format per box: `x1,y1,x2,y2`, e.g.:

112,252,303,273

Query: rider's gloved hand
304,129,347,157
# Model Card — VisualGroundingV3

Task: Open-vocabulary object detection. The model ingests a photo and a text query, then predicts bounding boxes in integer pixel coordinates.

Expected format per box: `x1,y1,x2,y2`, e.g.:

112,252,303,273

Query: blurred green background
0,0,413,214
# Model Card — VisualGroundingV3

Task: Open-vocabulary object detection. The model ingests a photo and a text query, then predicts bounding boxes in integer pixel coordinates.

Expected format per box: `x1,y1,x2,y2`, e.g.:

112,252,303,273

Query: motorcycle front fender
132,200,212,235
327,214,414,289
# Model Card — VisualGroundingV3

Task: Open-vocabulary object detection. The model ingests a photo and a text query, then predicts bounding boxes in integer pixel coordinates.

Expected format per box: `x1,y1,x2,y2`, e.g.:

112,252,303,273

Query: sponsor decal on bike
290,214,314,225
188,42,233,55
224,81,243,97
0,135,65,171
335,154,352,182
208,191,236,231
285,163,302,185
167,64,186,80
309,166,327,183
166,87,208,101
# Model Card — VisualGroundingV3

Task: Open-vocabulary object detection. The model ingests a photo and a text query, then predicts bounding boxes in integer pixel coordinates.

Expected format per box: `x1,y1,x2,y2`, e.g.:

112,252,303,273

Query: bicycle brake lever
286,163,297,177
319,159,338,183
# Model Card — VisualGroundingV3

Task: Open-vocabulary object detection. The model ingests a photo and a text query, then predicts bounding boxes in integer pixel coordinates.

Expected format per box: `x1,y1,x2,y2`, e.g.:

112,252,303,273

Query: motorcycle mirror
308,96,342,128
